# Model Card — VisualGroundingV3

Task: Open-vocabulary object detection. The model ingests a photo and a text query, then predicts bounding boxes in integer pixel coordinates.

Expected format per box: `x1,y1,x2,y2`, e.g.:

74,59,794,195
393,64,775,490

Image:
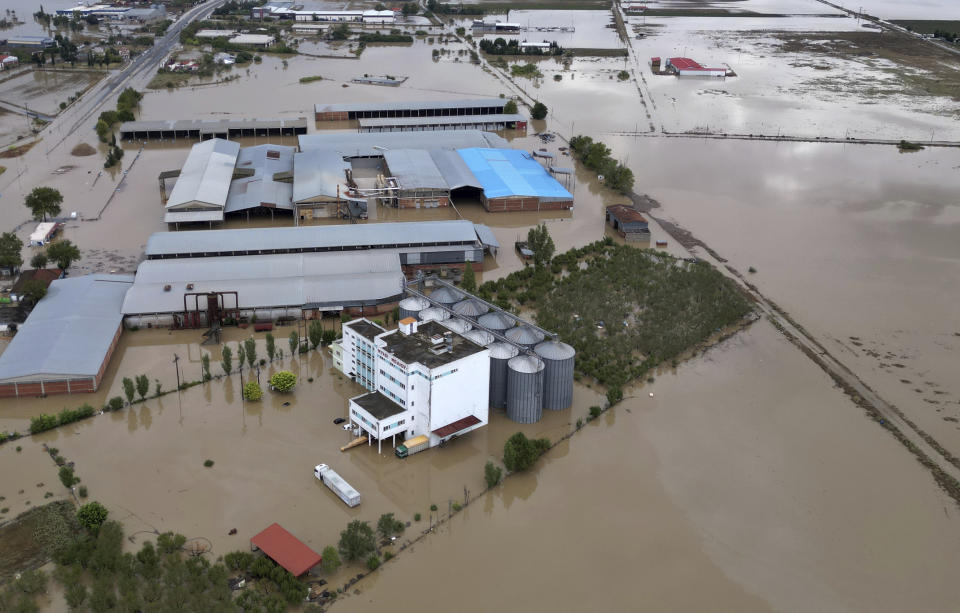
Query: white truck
314,464,361,507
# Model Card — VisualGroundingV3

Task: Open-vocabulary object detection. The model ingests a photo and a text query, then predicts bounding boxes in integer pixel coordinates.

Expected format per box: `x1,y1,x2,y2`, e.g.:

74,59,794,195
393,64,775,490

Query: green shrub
30,413,58,434
269,370,297,393
383,551,394,561
321,545,341,573
414,513,421,522
78,485,88,498
59,466,78,488
366,555,381,571
243,381,263,401
430,504,437,512
224,550,254,571
589,405,602,418
452,502,462,512
107,396,124,411
76,501,108,530
203,459,214,467
484,461,502,488
503,432,550,472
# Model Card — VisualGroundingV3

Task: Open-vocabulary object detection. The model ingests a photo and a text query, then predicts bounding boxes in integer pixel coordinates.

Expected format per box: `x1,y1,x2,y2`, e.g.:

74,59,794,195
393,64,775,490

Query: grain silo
534,340,576,410
441,317,472,334
452,298,490,320
429,286,464,307
506,354,544,424
488,342,519,409
398,296,429,321
505,324,545,348
463,329,495,347
419,307,450,323
477,311,516,333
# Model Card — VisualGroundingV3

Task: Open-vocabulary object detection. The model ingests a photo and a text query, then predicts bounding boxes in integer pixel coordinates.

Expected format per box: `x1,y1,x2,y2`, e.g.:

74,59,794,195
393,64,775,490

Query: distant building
195,29,238,39
4,36,56,49
228,34,275,47
654,56,728,77
606,204,650,242
166,59,199,72
10,269,64,303
213,52,236,65
339,318,490,453
163,138,240,225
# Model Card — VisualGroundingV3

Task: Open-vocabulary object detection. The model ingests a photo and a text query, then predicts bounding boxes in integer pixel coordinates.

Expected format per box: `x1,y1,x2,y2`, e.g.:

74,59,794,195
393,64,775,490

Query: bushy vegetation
376,513,405,540
568,134,633,193
426,0,485,14
321,546,341,574
531,101,548,120
243,381,263,401
478,239,752,389
480,37,562,56
30,404,95,434
503,432,551,472
358,33,413,43
269,371,296,393
510,62,543,79
484,461,503,488
76,501,108,530
339,520,376,562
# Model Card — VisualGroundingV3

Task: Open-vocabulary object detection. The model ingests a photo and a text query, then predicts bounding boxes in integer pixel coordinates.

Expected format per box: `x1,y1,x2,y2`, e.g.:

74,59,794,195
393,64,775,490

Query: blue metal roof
456,148,573,201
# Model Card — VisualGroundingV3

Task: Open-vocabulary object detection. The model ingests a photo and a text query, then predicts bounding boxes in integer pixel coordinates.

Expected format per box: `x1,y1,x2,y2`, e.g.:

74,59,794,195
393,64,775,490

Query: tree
201,353,211,381
338,520,375,562
237,343,245,372
376,513,404,540
484,460,502,488
502,432,550,472
220,345,232,375
244,337,256,369
269,371,296,392
308,320,323,349
526,223,555,267
309,548,336,581
19,280,48,305
77,501,109,530
65,583,88,609
265,332,275,361
30,252,48,269
288,330,298,355
135,374,149,400
0,232,23,271
47,240,81,270
242,381,262,401
461,263,476,293
402,2,418,15
122,377,135,403
503,99,518,114
25,186,63,221
530,101,548,120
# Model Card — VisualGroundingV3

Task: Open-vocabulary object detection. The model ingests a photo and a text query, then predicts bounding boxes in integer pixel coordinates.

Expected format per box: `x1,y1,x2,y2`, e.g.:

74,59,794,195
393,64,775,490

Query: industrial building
143,219,491,273
458,148,573,211
121,251,405,328
0,274,134,397
0,54,19,70
225,144,296,219
357,114,527,133
3,36,56,49
55,3,167,22
341,318,490,453
292,148,366,223
120,117,308,141
163,138,240,225
297,129,507,157
606,204,650,242
651,56,730,77
252,3,395,24
315,99,509,122
336,277,576,451
228,34,274,47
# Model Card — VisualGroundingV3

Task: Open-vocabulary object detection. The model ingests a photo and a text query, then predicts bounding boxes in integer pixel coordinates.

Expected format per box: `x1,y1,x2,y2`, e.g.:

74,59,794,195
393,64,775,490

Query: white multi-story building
338,317,490,453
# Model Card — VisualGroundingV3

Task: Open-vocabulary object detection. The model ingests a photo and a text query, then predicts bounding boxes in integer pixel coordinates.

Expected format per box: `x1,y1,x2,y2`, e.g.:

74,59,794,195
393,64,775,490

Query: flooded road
337,321,960,613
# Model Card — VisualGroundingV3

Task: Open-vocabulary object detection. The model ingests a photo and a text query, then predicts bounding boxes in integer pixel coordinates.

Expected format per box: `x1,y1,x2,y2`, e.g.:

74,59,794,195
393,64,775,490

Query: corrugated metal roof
120,118,307,134
163,210,224,224
473,224,500,249
145,220,481,257
457,148,574,201
429,149,481,191
122,252,403,314
315,98,507,114
358,113,525,128
292,149,353,203
0,274,134,382
166,138,240,210
226,144,295,213
383,149,448,190
297,130,508,157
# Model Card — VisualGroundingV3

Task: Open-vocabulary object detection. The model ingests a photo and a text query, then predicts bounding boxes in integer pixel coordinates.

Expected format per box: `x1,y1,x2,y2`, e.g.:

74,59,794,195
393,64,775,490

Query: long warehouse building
315,98,509,121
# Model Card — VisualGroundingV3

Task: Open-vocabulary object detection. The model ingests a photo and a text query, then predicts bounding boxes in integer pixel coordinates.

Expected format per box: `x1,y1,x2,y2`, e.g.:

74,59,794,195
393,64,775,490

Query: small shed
606,204,650,241
250,523,322,577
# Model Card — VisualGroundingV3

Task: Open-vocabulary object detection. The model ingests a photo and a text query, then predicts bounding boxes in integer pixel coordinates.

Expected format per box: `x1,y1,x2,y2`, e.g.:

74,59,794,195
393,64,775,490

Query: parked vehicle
314,464,361,507
394,434,430,459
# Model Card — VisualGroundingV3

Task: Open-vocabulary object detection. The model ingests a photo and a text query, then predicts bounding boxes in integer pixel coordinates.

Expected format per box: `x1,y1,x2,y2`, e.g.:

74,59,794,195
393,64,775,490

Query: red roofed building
250,523,322,577
667,57,728,77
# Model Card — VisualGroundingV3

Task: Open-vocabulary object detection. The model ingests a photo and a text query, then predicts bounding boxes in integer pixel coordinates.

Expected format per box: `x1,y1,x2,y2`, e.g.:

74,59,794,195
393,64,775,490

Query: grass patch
632,8,786,17
481,0,610,11
510,62,543,78
0,500,79,583
898,140,925,151
569,47,628,57
891,20,960,36
0,141,37,159
70,143,97,156
478,239,753,389
299,75,324,83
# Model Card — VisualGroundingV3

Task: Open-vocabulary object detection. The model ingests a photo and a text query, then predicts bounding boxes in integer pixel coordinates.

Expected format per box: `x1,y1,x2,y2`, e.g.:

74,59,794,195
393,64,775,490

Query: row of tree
568,135,635,193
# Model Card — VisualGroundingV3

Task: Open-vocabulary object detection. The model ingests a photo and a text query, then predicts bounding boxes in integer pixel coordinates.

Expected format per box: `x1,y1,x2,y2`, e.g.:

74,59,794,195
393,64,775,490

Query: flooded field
0,70,105,118
474,10,623,49
337,321,960,613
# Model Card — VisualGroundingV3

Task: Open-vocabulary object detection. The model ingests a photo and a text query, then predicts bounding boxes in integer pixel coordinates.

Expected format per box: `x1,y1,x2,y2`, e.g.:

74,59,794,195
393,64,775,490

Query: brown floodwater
336,321,960,613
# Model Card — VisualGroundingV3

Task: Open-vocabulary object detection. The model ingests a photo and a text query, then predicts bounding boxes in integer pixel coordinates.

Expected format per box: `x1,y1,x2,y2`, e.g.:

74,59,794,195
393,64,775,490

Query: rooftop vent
266,149,280,159
186,283,194,290
163,284,171,292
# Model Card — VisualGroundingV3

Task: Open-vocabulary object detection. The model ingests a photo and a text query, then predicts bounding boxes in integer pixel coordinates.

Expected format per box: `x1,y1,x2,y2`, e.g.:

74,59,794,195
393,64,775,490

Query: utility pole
173,353,182,419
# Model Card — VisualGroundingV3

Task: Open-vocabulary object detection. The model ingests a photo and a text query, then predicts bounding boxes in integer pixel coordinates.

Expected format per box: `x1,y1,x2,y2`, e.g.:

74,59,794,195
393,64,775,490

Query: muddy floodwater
337,321,960,613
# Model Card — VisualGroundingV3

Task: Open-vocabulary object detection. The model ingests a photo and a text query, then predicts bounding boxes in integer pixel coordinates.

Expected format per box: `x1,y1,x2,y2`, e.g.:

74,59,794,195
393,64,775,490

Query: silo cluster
419,307,450,323
506,354,545,424
452,298,490,320
534,341,575,410
463,329,495,347
441,318,472,334
429,286,464,308
488,342,519,409
505,324,545,348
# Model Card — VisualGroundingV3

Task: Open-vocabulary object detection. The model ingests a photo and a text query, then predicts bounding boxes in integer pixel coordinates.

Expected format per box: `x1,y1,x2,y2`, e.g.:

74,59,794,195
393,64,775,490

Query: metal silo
505,324,545,348
441,317,472,334
506,354,544,424
452,298,490,320
488,342,519,409
477,311,516,333
419,307,450,323
534,341,576,410
398,296,429,321
429,286,464,307
463,329,495,347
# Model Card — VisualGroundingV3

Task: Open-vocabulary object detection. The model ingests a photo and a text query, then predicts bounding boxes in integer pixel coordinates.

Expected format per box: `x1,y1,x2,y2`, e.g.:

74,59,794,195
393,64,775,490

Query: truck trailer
394,434,430,458
314,463,361,507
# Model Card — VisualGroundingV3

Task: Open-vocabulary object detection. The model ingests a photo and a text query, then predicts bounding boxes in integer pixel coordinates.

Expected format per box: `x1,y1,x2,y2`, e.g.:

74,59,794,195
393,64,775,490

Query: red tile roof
669,57,725,72
433,414,481,438
607,204,646,224
12,269,63,294
250,523,322,577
